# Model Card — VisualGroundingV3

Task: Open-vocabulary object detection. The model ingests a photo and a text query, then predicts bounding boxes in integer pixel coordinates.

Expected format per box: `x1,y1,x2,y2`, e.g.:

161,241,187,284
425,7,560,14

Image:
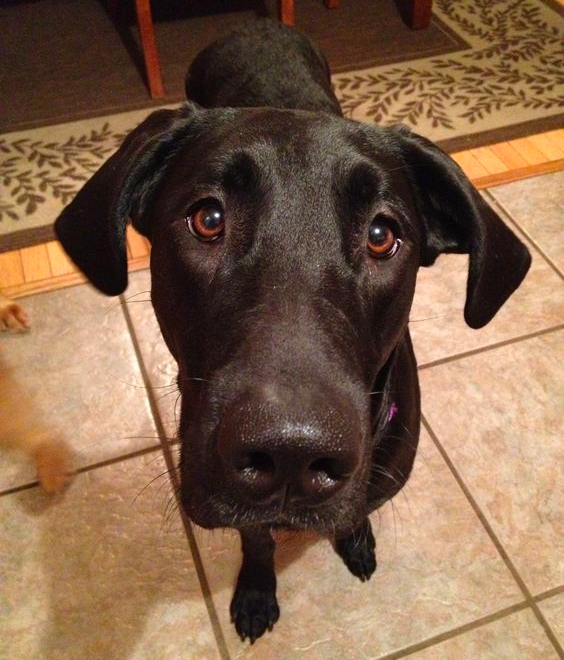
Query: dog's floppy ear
393,126,531,329
54,104,198,295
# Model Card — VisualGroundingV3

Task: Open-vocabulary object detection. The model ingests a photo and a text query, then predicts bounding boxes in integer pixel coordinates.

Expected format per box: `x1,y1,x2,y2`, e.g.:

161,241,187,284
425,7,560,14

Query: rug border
1,225,57,254
436,113,564,153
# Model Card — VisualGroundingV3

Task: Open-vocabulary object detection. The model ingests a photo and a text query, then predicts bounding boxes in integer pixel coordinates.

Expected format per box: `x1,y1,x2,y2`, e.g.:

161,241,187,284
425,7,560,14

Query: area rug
1,0,563,253
0,0,466,133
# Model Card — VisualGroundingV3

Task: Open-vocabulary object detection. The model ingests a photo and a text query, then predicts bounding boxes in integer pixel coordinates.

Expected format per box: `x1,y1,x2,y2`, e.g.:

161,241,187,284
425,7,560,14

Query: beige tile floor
0,171,562,659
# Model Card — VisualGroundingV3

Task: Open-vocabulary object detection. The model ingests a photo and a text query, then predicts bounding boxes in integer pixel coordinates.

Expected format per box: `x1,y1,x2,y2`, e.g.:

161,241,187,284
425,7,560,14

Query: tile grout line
119,295,231,660
483,189,564,280
159,446,232,660
534,585,564,604
417,323,564,371
373,601,531,660
421,414,564,659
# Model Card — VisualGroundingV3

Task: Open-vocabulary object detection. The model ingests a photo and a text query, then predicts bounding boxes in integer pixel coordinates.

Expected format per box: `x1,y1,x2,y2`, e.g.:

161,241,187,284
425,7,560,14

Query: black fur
54,19,531,643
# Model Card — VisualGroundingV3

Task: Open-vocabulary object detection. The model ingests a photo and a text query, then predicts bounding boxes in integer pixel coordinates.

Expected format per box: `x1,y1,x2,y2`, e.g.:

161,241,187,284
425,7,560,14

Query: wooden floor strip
489,143,529,171
526,133,564,161
507,137,549,166
19,244,52,283
450,151,490,179
0,250,25,288
2,127,563,300
471,158,564,190
469,147,509,175
46,241,75,277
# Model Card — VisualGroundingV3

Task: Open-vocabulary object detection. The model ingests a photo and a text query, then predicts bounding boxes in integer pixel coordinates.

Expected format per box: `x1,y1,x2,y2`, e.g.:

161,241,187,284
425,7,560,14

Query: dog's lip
182,494,356,533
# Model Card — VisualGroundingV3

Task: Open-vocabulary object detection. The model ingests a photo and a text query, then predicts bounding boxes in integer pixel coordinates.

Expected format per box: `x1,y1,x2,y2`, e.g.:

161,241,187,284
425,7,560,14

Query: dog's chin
182,491,364,535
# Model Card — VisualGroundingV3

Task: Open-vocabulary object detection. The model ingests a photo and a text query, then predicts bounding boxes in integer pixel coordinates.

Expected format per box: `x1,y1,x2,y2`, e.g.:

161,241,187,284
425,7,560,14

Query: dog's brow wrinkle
221,150,261,192
342,160,382,202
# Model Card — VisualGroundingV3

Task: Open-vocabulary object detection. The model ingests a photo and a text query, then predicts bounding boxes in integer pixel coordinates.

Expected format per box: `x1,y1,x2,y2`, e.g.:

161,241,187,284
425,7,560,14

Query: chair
127,0,433,99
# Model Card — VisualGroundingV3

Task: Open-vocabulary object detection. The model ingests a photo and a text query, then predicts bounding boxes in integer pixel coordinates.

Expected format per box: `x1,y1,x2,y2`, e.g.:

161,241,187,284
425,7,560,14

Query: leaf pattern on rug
0,125,127,224
334,0,564,128
0,0,562,233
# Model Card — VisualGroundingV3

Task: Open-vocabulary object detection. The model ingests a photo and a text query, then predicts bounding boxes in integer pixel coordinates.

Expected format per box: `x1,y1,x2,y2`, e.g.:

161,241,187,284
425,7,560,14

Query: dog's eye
367,217,401,259
187,203,225,241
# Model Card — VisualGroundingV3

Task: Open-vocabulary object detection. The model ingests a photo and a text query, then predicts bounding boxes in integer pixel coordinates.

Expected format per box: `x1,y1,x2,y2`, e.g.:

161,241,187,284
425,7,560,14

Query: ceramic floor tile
538,594,564,645
0,284,160,492
124,270,180,441
487,171,564,274
420,330,564,595
396,608,560,660
409,202,563,366
192,429,522,660
0,451,221,660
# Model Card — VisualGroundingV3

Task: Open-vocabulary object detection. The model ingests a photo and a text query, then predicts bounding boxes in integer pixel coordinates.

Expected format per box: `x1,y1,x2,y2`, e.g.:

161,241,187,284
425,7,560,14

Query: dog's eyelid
378,196,419,233
369,207,405,234
175,190,224,219
186,194,223,210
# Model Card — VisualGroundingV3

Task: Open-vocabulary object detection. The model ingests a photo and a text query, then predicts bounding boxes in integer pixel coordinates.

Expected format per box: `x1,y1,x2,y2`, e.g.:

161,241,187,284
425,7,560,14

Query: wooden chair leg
396,0,433,30
134,0,165,98
279,0,340,26
279,0,295,26
105,0,120,23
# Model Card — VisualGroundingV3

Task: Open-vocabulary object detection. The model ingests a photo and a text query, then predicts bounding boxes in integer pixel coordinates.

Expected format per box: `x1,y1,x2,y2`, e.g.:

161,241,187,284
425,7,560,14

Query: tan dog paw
34,439,75,493
0,294,30,332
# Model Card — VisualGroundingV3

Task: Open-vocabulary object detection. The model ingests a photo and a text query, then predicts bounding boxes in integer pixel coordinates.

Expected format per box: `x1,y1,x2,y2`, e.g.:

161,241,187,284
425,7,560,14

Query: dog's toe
335,519,377,582
343,546,377,581
230,587,280,643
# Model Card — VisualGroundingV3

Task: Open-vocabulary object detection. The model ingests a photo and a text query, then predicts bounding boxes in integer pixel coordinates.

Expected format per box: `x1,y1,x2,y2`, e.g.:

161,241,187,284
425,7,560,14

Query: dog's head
55,104,530,533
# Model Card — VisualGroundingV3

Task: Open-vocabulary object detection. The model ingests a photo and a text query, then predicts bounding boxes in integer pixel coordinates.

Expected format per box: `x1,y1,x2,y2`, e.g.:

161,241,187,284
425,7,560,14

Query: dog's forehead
176,107,405,185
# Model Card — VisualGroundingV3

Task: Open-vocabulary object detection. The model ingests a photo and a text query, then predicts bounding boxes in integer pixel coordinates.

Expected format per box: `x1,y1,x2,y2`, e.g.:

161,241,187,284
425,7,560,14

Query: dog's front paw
335,519,377,582
0,295,30,332
230,586,280,644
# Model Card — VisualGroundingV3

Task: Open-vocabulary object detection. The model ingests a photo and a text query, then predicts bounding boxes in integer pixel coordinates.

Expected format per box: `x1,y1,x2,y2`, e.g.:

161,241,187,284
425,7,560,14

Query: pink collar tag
386,402,398,423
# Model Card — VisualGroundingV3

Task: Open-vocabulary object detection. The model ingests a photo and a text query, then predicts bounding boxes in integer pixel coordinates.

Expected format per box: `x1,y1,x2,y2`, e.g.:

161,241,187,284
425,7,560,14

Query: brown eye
187,203,225,241
367,218,401,258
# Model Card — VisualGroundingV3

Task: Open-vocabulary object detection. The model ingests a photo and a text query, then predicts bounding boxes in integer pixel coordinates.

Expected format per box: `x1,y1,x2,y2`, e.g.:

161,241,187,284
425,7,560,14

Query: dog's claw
335,519,377,582
230,587,280,643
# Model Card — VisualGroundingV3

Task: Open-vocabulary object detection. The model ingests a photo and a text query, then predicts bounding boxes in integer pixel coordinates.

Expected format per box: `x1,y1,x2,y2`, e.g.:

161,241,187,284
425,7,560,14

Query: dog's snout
217,390,360,507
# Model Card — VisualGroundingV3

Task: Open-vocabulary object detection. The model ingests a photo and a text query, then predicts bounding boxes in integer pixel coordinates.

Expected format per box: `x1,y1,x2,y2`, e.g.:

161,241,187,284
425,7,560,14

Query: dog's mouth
188,506,352,535
181,482,366,535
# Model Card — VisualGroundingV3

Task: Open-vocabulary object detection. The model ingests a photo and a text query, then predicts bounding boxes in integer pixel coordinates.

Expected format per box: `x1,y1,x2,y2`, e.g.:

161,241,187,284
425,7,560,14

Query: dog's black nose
217,389,360,506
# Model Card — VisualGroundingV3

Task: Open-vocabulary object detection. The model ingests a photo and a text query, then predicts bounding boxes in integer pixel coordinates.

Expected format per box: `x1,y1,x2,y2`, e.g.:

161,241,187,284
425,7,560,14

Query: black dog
55,20,531,644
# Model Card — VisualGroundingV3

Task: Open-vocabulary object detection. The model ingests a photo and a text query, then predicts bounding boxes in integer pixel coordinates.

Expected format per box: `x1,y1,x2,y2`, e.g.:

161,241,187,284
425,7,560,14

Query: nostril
302,456,355,500
308,457,347,482
238,451,276,475
232,451,278,498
